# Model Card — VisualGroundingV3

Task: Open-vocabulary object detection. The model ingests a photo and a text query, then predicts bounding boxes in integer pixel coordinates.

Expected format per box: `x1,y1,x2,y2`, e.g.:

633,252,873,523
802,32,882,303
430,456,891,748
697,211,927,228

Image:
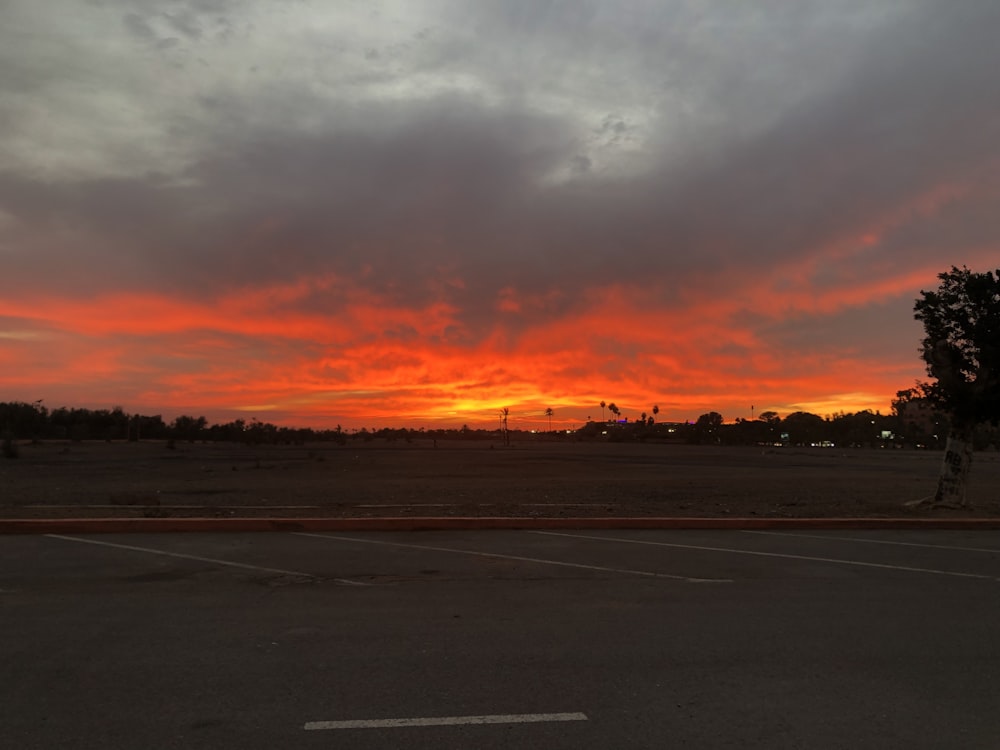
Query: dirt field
2,439,999,519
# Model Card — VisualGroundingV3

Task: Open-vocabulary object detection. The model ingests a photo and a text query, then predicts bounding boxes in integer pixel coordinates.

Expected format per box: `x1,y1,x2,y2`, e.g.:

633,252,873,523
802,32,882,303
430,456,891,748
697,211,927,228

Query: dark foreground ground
2,440,999,519
4,528,1000,749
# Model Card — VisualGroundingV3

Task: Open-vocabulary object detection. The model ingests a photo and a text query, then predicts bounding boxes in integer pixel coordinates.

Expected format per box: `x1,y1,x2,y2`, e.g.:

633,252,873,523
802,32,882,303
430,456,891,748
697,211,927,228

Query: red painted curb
2,516,1000,534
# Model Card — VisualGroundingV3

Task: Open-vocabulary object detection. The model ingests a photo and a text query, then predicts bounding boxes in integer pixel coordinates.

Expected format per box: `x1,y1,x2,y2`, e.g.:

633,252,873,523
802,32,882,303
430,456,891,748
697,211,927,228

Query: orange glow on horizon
0,260,934,430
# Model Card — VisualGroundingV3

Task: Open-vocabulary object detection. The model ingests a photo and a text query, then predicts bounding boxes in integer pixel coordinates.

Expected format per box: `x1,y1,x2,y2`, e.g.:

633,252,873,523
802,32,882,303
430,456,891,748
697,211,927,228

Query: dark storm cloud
0,95,573,304
2,0,998,334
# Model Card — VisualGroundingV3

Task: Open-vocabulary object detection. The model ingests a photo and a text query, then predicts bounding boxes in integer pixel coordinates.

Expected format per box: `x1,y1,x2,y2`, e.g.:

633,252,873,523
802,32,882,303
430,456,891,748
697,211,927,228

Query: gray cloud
2,0,998,344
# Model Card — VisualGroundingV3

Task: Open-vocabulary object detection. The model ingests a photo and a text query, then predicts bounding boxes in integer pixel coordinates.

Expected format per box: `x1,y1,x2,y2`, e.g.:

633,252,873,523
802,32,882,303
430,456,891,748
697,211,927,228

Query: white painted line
293,533,730,583
354,503,608,508
304,712,588,730
27,505,322,510
45,534,370,586
741,530,1000,555
522,503,610,507
532,532,1000,581
354,503,499,508
355,503,457,508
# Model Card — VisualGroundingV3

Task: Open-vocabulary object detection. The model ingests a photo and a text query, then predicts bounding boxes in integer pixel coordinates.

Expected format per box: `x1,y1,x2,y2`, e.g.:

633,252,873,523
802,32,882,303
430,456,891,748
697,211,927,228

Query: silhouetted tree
600,401,606,423
170,415,208,442
690,411,723,444
545,407,554,431
892,388,945,449
782,411,825,445
913,266,1000,507
0,400,48,442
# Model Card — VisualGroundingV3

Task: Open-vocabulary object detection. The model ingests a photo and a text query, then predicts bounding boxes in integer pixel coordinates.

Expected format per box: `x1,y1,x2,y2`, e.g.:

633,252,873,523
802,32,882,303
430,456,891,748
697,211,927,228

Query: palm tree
545,407,554,431
608,403,619,422
600,401,606,423
501,407,510,446
652,404,659,422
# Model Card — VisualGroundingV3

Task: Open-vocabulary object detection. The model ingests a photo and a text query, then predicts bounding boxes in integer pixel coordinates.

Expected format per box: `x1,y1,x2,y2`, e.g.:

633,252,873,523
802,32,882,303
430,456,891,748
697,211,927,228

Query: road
3,529,1000,748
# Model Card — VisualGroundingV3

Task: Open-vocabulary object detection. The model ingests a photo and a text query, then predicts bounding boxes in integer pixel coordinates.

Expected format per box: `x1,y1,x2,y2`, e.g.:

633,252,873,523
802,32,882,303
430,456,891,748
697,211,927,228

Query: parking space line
293,533,731,583
45,534,370,586
741,530,1000,554
304,712,588,730
27,505,323,510
355,504,460,508
532,532,1000,581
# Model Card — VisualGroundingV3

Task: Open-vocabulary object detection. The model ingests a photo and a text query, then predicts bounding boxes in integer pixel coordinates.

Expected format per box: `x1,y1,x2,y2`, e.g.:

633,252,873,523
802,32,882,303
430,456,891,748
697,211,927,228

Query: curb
3,516,1000,534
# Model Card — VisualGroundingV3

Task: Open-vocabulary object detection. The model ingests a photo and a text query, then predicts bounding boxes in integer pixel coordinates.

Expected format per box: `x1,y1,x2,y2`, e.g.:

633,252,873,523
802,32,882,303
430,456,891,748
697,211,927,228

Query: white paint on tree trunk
936,428,974,507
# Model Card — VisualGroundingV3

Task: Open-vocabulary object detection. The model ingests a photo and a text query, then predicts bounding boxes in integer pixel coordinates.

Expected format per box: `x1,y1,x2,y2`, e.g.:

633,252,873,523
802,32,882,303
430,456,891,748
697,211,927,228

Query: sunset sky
2,1,998,430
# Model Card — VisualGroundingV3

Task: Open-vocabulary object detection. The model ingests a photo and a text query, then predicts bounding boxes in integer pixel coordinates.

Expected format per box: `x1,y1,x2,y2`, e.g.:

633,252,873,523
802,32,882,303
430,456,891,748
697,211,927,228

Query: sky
2,0,998,430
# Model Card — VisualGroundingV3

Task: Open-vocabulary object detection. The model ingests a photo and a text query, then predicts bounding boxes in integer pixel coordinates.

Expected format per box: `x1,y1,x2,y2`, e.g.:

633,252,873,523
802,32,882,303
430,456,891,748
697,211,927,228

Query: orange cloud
0,255,935,429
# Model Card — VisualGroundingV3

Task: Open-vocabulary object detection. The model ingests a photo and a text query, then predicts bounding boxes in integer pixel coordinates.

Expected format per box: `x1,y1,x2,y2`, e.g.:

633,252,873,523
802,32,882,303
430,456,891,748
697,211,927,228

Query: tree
171,415,208,442
892,388,945,449
690,411,723,444
545,407,554,431
600,401,606,423
652,404,659,422
913,266,1000,507
608,403,619,422
0,400,48,441
782,411,825,446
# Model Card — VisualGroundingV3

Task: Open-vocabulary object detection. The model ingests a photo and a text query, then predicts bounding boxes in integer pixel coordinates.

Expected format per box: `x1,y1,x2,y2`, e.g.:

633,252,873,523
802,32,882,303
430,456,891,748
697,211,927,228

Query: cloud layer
2,0,998,427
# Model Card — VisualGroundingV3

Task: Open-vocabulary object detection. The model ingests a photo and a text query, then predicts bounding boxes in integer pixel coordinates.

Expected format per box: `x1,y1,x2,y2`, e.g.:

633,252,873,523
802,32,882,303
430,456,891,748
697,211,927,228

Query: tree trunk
934,424,974,507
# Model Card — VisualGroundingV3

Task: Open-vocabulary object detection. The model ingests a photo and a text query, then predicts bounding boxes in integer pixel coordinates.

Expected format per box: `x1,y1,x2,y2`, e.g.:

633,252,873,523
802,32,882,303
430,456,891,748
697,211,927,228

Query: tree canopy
914,265,1000,427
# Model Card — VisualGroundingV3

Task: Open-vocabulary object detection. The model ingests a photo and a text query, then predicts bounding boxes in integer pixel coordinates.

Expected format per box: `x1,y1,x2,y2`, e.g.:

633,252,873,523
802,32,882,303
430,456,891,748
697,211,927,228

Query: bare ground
2,439,999,519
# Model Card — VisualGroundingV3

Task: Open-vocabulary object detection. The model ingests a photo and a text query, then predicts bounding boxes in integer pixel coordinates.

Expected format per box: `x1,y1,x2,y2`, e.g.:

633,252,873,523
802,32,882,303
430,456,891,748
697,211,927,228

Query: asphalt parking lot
3,529,1000,749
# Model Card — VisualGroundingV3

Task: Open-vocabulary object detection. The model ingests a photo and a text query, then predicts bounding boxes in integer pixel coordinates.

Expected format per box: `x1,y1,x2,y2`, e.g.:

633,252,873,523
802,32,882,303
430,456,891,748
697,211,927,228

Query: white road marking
304,712,588,730
293,533,730,583
45,534,370,586
27,505,322,510
532,531,1000,581
355,503,464,508
354,503,607,507
741,529,1000,554
521,503,618,508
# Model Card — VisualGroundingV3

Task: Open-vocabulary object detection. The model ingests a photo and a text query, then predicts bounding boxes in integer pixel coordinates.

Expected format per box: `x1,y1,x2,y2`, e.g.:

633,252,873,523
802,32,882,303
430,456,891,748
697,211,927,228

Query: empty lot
4,440,1000,518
